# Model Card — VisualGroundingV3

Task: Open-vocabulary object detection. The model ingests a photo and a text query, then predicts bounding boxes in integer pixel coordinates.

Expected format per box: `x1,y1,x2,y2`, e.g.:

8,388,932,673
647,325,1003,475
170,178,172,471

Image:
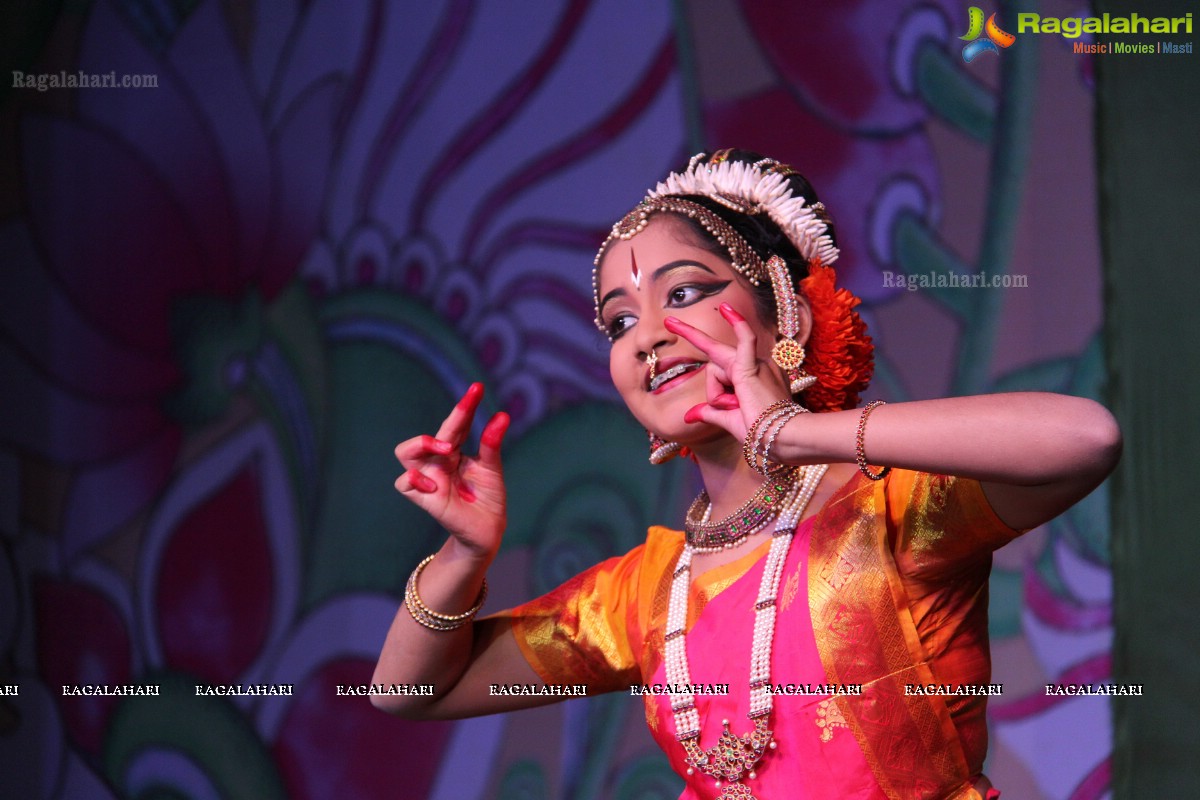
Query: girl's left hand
665,302,793,443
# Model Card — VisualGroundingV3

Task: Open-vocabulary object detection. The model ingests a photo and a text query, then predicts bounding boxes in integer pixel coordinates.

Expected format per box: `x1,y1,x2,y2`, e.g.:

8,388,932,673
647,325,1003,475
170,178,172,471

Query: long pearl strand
664,464,828,799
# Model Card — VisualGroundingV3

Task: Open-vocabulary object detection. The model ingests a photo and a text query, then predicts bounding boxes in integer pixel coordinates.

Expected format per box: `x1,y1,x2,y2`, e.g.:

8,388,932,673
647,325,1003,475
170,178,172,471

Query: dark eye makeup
604,280,731,341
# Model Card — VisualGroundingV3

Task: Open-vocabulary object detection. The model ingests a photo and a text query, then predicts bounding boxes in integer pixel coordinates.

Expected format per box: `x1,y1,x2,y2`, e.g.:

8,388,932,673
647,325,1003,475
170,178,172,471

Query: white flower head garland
648,154,840,268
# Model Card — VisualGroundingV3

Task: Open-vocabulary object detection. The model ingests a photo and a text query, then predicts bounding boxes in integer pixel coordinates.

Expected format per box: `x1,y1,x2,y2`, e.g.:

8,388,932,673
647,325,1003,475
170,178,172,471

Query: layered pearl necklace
665,464,827,800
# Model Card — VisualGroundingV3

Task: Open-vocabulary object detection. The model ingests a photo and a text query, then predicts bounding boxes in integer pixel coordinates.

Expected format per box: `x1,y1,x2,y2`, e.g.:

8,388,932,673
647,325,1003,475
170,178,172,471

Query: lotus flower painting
3,2,1122,798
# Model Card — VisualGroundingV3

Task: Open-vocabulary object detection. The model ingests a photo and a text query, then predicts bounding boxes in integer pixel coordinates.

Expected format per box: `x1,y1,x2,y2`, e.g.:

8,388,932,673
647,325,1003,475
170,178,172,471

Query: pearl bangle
404,553,488,632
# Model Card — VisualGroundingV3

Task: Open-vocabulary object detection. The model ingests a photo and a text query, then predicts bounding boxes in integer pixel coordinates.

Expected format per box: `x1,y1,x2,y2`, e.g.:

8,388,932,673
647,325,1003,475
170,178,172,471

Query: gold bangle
855,400,890,481
404,553,488,632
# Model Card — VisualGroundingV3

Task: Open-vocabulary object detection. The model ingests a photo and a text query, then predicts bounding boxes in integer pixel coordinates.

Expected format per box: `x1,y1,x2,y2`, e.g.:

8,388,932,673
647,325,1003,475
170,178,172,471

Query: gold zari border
807,474,982,800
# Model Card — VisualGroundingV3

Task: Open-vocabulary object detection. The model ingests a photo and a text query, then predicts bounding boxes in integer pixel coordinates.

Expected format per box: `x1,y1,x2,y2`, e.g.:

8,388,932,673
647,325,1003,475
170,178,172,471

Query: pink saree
640,516,888,798
494,470,1019,799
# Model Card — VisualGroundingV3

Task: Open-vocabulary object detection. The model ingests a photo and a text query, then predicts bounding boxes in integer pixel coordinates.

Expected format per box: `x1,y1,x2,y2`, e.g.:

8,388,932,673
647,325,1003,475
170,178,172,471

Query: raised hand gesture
394,383,510,560
666,303,795,443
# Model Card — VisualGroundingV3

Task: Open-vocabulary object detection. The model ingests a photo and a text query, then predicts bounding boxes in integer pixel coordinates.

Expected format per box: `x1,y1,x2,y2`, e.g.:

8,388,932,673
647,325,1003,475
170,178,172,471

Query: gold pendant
716,783,754,799
682,718,775,799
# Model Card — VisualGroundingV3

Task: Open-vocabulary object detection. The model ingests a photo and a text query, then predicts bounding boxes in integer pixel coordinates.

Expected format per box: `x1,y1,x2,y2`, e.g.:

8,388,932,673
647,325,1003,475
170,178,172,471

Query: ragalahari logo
960,7,1016,62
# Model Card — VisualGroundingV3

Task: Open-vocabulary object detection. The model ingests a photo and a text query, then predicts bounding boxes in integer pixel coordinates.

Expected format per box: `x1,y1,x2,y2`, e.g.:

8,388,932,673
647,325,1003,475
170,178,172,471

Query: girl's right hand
394,383,510,560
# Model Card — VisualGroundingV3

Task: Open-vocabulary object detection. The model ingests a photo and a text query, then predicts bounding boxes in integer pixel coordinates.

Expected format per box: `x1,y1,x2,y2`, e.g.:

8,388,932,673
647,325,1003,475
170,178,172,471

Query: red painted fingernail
481,412,510,449
683,403,706,424
456,382,484,410
719,303,743,323
712,395,740,410
413,473,437,492
664,316,682,330
432,438,453,453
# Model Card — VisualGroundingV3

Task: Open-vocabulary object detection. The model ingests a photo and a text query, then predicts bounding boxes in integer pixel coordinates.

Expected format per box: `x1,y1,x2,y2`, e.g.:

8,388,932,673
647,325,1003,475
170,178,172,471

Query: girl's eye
668,281,730,307
668,286,703,305
606,314,635,340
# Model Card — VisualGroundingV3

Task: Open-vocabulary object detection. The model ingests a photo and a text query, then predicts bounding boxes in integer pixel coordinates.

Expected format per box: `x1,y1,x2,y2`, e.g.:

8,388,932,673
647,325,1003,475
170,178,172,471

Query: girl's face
595,215,779,445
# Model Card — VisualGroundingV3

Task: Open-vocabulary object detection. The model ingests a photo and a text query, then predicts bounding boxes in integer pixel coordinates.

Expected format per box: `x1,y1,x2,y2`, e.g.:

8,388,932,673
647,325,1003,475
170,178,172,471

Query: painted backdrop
2,1,1114,798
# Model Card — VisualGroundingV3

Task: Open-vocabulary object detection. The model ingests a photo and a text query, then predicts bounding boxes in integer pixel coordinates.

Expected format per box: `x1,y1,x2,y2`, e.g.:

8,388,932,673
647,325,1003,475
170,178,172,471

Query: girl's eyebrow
652,260,717,281
597,286,626,319
598,260,719,318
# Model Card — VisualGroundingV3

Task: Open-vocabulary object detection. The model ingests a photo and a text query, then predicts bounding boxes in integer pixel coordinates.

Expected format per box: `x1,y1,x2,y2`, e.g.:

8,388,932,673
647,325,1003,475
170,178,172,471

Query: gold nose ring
647,349,658,382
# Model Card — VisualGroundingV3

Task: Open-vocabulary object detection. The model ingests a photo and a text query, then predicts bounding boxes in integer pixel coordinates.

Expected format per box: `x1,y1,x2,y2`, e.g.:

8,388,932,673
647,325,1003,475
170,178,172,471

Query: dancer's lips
648,358,705,392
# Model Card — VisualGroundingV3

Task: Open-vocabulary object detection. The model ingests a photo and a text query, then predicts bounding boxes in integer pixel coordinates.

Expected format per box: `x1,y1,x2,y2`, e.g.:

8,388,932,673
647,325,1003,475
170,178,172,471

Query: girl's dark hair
667,149,836,325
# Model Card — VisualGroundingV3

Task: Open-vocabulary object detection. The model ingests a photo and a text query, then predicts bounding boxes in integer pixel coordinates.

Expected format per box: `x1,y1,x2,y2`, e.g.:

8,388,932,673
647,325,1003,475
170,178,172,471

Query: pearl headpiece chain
593,196,768,336
665,464,828,799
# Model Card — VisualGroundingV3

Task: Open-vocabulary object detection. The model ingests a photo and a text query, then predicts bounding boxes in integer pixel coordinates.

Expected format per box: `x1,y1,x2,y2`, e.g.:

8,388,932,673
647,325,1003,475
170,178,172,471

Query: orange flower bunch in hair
798,261,874,412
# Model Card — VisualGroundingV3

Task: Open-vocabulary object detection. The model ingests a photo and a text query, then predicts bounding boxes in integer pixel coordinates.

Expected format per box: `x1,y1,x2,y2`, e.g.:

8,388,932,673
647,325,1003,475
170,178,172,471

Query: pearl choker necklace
665,464,827,799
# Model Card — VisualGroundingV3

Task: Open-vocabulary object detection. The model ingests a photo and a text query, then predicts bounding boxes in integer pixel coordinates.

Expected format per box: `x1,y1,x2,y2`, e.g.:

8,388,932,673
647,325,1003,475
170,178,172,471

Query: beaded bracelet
757,405,806,475
743,400,792,470
761,405,807,472
404,553,488,632
855,400,890,481
744,400,805,475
